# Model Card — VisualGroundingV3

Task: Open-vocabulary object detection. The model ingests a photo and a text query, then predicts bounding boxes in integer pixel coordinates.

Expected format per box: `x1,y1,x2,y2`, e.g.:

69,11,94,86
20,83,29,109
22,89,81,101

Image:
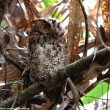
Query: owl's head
31,18,64,39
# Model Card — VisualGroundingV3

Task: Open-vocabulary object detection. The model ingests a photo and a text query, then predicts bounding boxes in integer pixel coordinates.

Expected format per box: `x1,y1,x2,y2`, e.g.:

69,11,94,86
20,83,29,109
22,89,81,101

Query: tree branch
0,48,110,108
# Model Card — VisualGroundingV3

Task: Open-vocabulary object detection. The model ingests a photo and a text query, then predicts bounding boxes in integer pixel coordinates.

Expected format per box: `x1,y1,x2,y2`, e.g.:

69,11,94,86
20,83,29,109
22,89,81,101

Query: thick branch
0,48,110,108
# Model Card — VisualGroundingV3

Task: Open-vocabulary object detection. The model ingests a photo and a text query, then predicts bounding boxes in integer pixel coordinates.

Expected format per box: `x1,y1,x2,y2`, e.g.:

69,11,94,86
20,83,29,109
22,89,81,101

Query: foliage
0,0,110,109
82,82,110,104
42,0,60,7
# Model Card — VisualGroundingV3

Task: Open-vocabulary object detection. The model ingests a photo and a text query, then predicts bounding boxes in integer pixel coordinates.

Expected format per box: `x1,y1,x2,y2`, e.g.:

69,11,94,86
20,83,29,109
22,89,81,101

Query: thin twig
77,0,89,56
61,14,69,23
11,94,19,108
67,77,80,102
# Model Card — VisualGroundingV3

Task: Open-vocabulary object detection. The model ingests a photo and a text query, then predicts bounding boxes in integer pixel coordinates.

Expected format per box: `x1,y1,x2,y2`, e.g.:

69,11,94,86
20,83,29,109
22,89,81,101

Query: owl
28,18,68,82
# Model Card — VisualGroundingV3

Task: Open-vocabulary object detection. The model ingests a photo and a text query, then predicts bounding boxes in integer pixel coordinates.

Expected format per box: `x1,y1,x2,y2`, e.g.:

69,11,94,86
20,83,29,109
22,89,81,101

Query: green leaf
52,9,63,21
11,81,18,89
81,82,110,104
42,0,60,7
1,19,7,28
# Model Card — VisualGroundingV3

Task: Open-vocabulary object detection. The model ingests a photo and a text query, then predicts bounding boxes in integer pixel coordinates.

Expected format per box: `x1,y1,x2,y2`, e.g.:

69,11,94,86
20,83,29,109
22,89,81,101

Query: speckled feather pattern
28,18,68,82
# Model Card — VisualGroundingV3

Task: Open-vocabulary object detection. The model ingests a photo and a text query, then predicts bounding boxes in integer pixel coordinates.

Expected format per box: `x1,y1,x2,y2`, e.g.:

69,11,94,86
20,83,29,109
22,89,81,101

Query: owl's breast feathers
28,18,68,82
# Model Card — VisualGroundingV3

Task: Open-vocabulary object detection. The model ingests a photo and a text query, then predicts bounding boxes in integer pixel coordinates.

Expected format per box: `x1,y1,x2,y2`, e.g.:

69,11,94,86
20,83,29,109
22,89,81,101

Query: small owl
28,18,68,82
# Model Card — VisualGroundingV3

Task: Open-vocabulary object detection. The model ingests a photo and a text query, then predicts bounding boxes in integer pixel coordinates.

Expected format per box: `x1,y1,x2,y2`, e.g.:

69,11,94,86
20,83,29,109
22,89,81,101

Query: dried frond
67,0,82,63
101,0,110,37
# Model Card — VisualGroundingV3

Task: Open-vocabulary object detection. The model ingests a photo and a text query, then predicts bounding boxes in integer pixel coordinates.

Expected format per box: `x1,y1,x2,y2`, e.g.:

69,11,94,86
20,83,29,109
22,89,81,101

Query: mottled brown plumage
28,18,68,82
